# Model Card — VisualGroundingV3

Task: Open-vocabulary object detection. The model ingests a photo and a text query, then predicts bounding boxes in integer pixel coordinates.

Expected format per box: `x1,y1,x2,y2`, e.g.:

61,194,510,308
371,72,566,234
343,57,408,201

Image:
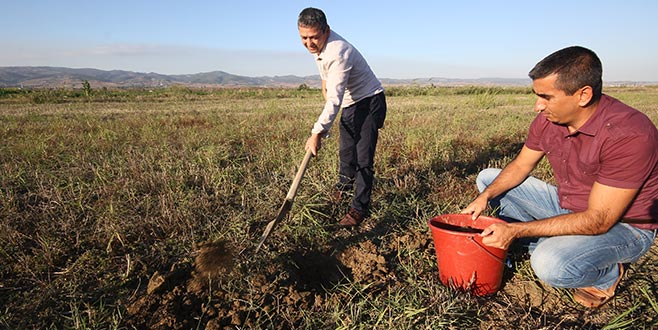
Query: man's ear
578,86,594,107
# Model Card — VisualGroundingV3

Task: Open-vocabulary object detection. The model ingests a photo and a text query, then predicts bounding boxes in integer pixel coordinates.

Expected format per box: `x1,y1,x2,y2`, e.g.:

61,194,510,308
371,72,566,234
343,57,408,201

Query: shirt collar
575,94,611,137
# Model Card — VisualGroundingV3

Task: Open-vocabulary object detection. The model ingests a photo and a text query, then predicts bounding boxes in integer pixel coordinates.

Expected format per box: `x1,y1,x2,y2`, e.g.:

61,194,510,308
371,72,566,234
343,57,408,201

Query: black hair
529,46,603,103
298,7,328,32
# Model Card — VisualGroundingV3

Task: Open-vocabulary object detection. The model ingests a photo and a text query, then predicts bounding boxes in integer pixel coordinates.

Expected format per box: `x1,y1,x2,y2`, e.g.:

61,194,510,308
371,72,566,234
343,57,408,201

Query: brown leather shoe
339,208,364,227
573,263,624,308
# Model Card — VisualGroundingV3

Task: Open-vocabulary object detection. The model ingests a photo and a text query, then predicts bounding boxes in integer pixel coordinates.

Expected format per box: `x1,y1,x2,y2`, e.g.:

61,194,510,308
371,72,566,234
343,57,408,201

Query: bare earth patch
121,227,658,329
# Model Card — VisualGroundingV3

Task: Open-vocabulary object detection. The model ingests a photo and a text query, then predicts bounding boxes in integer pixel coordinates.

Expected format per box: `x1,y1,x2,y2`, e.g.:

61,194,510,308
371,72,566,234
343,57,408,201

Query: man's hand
480,223,518,250
305,133,323,156
461,194,518,250
460,194,489,220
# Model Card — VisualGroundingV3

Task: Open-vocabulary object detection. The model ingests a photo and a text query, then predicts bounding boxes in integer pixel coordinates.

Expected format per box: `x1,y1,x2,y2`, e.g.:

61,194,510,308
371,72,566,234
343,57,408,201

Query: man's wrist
478,191,492,202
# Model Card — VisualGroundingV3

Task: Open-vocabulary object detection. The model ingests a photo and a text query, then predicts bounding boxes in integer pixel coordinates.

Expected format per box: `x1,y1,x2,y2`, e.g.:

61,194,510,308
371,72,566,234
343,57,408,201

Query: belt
621,218,655,224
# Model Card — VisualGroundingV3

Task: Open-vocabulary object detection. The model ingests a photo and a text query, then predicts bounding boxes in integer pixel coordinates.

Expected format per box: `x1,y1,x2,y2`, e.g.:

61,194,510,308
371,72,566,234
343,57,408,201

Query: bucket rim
428,213,505,236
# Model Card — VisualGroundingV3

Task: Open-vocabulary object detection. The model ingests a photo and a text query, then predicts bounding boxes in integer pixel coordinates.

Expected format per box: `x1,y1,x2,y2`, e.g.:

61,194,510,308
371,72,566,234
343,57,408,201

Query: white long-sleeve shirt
311,30,384,135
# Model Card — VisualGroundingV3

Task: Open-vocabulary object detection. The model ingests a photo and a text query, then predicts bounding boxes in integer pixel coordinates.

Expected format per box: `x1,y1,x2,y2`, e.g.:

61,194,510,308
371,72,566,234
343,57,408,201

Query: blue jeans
477,168,656,289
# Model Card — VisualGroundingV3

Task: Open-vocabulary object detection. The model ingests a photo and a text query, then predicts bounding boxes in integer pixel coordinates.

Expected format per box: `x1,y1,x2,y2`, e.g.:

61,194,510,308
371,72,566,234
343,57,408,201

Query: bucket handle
467,236,505,265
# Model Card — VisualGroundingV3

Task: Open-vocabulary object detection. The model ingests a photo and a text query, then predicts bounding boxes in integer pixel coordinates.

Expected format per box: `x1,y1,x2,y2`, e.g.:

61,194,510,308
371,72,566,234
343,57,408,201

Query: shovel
255,149,313,253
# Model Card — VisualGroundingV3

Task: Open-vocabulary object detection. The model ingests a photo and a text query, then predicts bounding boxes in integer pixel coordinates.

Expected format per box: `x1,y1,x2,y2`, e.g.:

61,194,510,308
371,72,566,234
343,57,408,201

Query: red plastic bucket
428,214,508,296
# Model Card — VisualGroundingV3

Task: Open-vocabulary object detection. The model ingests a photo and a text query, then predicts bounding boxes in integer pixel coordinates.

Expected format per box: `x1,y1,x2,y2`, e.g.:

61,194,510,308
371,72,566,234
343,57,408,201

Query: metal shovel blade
255,150,313,253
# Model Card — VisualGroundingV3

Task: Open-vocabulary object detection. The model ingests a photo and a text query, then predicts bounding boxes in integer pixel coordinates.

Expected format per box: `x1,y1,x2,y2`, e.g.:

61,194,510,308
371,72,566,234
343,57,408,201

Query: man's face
532,74,583,128
298,25,329,55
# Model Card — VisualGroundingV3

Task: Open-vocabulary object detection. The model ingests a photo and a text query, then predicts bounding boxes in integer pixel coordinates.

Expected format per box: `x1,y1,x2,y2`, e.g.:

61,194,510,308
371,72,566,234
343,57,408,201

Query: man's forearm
321,80,327,101
509,209,612,238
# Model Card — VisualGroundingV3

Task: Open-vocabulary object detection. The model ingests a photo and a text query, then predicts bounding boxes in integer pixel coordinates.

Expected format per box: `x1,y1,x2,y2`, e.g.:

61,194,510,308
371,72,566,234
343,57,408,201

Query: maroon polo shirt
526,94,658,230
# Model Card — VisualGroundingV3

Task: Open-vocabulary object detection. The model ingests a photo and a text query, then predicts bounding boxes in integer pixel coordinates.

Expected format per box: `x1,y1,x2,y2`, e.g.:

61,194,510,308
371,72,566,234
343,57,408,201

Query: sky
2,1,657,82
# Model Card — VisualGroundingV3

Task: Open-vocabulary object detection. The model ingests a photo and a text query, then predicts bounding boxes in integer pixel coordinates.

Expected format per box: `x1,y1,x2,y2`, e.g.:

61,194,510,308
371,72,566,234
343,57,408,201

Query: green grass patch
1,85,657,329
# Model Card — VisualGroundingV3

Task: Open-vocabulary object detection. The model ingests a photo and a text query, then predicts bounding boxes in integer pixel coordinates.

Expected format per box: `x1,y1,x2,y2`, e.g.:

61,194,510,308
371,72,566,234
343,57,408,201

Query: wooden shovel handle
285,149,313,201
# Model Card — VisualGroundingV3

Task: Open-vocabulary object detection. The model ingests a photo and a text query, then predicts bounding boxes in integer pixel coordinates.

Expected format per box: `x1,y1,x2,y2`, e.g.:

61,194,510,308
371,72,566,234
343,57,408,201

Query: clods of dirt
125,240,239,329
122,236,400,329
338,240,389,283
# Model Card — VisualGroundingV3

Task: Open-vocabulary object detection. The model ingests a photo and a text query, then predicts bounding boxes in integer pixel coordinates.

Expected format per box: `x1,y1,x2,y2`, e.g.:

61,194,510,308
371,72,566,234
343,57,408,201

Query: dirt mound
125,240,240,329
338,241,389,283
123,235,403,329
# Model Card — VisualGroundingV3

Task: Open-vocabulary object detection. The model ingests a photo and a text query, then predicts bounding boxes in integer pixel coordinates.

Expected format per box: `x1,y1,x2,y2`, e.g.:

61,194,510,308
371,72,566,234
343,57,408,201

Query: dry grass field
1,85,657,329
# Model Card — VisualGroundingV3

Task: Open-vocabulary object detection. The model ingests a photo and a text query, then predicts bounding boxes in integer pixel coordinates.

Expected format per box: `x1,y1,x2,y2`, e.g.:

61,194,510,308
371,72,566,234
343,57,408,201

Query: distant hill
0,66,653,89
0,66,324,89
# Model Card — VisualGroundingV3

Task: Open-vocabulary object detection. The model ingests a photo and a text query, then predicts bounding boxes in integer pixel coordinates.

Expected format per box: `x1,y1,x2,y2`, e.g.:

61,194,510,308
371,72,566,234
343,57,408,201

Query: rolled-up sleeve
312,51,352,134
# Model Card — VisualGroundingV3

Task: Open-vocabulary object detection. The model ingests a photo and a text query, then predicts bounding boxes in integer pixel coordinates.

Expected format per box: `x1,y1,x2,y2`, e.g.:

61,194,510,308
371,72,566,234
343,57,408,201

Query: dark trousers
337,92,387,214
